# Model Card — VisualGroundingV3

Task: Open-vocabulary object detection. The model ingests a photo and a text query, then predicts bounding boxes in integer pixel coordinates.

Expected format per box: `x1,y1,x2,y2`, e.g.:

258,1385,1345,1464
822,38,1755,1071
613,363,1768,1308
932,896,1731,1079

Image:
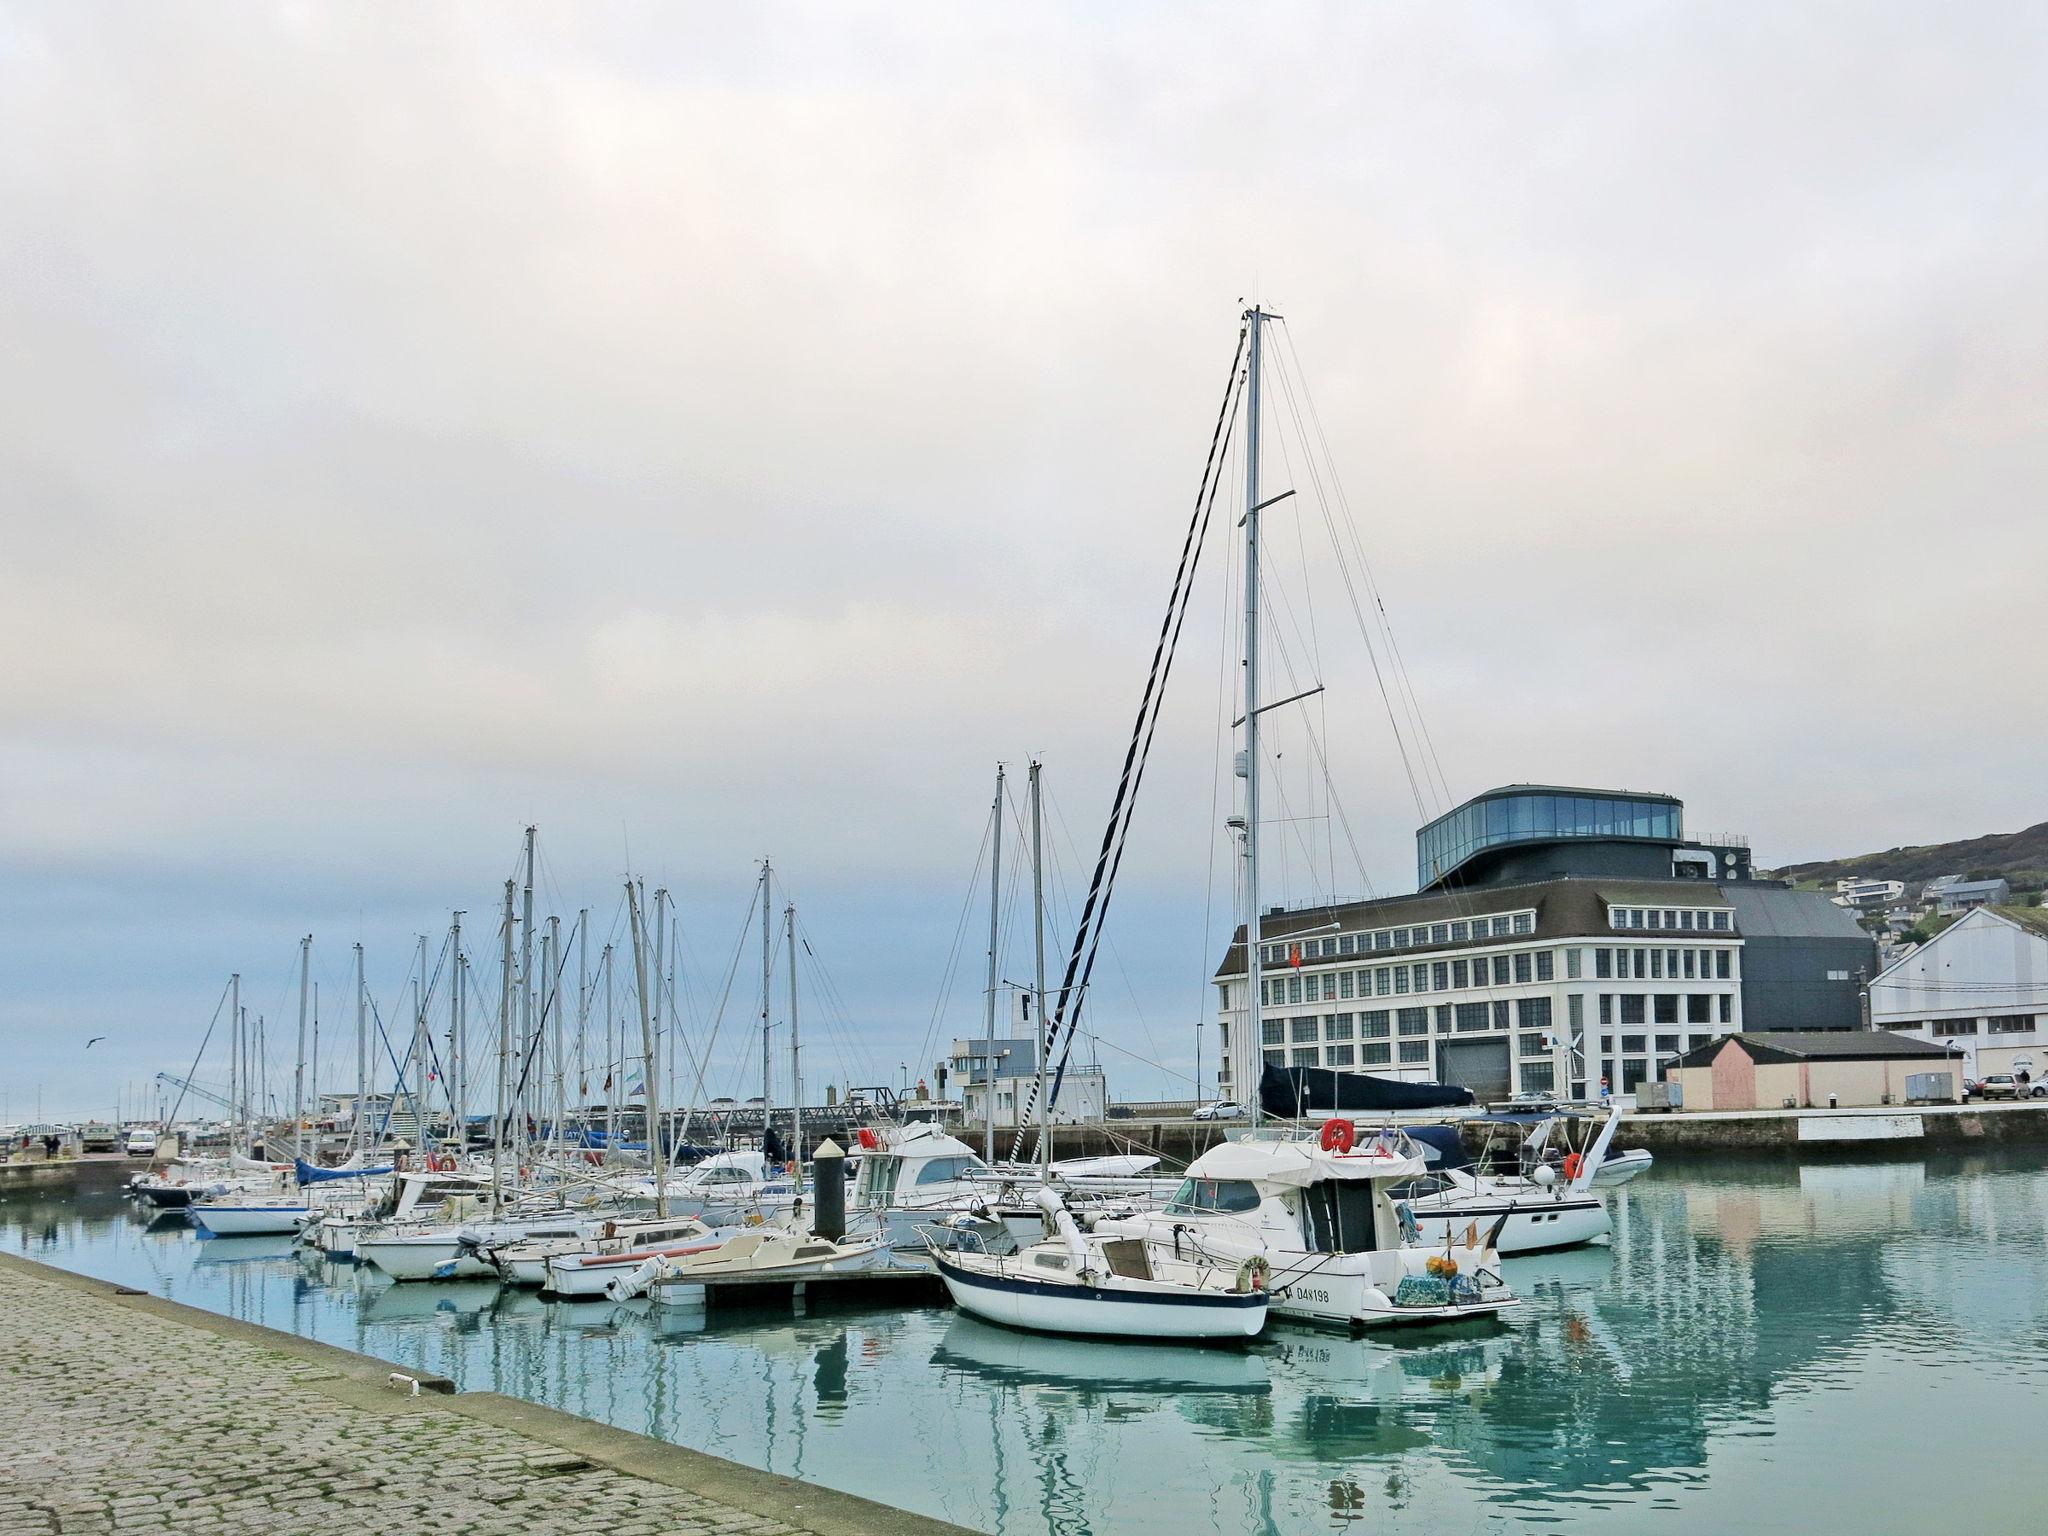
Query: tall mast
1030,759,1049,1176
576,908,589,1143
760,859,773,1145
228,972,241,1158
450,912,465,1146
983,764,1004,1165
545,916,563,1161
786,900,801,1191
652,888,667,1165
1240,306,1267,1129
495,879,514,1213
310,982,319,1154
353,943,368,1160
602,943,616,1157
520,826,535,1163
294,938,310,1161
257,1015,267,1153
627,881,665,1215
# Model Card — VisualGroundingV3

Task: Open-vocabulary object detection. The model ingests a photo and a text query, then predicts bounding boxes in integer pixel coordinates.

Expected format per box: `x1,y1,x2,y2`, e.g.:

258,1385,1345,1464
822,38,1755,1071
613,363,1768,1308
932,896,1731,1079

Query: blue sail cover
295,1158,395,1185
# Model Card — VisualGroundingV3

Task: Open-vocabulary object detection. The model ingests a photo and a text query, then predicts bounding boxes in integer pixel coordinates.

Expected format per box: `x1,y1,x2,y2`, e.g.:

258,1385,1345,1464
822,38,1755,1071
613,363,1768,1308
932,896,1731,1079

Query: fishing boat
1096,1126,1518,1330
928,1190,1268,1341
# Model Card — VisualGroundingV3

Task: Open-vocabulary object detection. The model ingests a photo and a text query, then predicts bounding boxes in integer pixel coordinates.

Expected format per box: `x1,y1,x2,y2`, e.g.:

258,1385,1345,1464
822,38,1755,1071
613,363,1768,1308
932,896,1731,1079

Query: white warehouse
1868,906,2048,1078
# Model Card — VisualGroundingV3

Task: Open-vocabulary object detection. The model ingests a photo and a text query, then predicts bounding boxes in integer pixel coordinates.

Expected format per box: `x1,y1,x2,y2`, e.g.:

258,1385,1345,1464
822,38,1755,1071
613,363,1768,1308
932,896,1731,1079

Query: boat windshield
1164,1178,1262,1215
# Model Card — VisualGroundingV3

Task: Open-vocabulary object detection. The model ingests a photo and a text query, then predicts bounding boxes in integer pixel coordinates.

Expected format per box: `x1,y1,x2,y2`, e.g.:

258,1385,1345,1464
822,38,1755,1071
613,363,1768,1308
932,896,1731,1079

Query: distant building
1664,1031,1962,1110
1936,878,2010,913
1868,906,2048,1077
948,992,1105,1125
1831,878,1905,909
1214,783,1876,1105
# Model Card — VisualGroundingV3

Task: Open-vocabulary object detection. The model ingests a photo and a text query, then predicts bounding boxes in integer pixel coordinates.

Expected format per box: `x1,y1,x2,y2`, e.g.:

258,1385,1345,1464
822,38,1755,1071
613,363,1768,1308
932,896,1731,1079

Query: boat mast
1241,305,1267,1131
983,764,1004,1164
353,943,368,1160
651,888,666,1162
626,880,666,1216
294,936,310,1161
520,826,535,1169
413,933,428,1147
450,911,464,1148
786,899,802,1192
495,878,514,1214
576,908,589,1148
602,943,616,1158
310,981,319,1154
228,971,240,1158
1030,758,1049,1176
760,859,773,1149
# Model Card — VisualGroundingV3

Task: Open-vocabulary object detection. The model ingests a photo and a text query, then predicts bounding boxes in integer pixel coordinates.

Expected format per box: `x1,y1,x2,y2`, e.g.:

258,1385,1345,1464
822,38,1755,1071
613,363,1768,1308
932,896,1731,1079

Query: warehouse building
1663,1031,1963,1110
1868,905,2048,1078
1215,784,1877,1104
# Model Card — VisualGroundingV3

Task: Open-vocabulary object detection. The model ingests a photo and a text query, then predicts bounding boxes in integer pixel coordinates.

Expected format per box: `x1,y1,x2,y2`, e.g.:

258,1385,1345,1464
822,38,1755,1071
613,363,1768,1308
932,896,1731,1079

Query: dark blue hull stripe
934,1253,1265,1309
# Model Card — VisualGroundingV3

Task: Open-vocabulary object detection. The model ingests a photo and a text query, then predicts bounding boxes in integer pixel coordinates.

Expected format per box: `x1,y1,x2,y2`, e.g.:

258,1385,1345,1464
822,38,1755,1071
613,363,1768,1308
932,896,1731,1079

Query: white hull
357,1236,491,1281
648,1244,892,1302
189,1203,315,1237
1589,1149,1653,1187
934,1256,1266,1340
1408,1199,1610,1255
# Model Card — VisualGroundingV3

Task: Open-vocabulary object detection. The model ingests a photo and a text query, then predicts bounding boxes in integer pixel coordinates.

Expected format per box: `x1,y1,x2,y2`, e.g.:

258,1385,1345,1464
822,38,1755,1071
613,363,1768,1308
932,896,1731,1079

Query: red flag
1289,943,1303,970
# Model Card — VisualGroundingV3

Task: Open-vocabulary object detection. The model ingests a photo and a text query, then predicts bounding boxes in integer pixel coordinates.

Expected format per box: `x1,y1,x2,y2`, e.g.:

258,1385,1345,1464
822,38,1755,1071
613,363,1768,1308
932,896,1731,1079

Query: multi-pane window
1682,950,1696,980
1360,1009,1390,1038
1687,994,1713,1024
1261,1020,1284,1045
1339,934,1356,956
1634,949,1648,979
1536,951,1555,982
1620,994,1647,1026
1263,1048,1286,1065
1718,994,1733,1024
1620,1034,1646,1054
1596,948,1613,980
1655,1034,1681,1055
1327,1014,1354,1041
1514,953,1533,986
1519,1061,1555,1093
1397,1008,1429,1037
1394,967,1410,995
1293,1047,1319,1066
1432,962,1450,991
1988,1015,2032,1034
1933,1019,1979,1036
1566,948,1582,980
1375,968,1392,996
1600,994,1614,1026
1339,970,1355,1000
1568,993,1584,1033
1450,920,1470,942
1493,955,1512,986
1492,915,1512,937
1513,913,1534,935
1716,951,1731,980
1649,950,1663,980
1431,923,1450,945
1288,974,1303,1004
1519,1032,1548,1057
1712,911,1731,930
1291,1017,1317,1042
1361,1042,1391,1064
1492,999,1512,1030
1399,1040,1430,1063
1455,1002,1489,1032
1517,997,1552,1032
1327,1044,1355,1067
1654,994,1680,1025
1452,959,1469,989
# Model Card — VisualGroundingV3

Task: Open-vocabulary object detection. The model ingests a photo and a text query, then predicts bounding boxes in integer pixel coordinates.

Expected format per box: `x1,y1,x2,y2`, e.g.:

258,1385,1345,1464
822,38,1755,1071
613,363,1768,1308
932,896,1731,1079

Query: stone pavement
0,1256,965,1536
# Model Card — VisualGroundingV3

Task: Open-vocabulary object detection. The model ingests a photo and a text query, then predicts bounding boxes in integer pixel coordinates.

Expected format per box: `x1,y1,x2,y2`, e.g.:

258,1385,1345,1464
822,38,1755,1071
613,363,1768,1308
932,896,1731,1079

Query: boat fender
1234,1256,1271,1294
1319,1118,1356,1153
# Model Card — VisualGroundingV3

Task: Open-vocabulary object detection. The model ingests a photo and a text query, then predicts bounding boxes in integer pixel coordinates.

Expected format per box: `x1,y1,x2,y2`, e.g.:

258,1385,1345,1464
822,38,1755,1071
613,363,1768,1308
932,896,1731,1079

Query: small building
1832,878,1905,909
1867,906,2048,1077
1665,1031,1964,1111
1936,878,2011,913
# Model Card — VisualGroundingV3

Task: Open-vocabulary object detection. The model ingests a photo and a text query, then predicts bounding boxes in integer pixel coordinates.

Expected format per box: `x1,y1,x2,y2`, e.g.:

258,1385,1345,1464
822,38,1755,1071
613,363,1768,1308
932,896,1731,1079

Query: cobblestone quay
0,1253,968,1536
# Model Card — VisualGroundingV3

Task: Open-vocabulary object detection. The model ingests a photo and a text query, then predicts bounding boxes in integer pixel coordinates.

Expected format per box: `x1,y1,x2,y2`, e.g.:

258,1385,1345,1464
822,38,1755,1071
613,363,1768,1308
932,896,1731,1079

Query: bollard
812,1137,846,1241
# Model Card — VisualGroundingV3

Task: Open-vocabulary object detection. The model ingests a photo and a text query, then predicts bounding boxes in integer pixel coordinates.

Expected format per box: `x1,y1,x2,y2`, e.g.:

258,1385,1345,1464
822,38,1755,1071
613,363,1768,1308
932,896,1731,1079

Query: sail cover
1259,1062,1475,1117
295,1158,394,1185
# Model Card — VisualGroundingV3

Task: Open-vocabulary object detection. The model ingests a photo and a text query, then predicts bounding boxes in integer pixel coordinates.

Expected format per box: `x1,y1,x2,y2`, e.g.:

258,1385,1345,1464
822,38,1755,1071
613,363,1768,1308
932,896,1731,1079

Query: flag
1289,943,1303,970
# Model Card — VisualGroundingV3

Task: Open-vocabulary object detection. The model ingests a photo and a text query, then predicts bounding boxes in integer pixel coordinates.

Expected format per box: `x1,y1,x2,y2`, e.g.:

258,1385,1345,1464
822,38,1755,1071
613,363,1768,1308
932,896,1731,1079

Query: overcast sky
5,3,2045,1121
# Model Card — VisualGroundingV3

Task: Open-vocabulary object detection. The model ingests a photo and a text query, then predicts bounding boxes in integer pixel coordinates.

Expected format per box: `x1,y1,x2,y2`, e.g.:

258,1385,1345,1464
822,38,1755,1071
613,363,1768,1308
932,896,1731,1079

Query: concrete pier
0,1252,969,1536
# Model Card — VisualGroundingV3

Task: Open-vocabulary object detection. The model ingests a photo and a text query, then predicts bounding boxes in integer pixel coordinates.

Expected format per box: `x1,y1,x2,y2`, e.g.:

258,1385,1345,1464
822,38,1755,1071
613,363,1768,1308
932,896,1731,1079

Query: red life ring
1319,1118,1357,1153
857,1127,880,1150
1562,1153,1584,1182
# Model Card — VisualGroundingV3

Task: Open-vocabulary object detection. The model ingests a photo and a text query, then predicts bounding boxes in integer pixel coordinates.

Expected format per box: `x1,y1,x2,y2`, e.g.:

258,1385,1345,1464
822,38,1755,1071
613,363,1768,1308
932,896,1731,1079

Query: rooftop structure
1415,784,1751,891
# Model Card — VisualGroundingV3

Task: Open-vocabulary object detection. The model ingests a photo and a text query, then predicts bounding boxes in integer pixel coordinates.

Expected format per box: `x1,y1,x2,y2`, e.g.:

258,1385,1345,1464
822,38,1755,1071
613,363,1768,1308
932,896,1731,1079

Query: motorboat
1391,1109,1623,1255
487,1215,729,1289
1095,1126,1518,1330
605,1227,895,1304
647,1149,802,1226
351,1170,617,1281
1588,1147,1654,1187
303,1168,487,1261
929,1189,1269,1341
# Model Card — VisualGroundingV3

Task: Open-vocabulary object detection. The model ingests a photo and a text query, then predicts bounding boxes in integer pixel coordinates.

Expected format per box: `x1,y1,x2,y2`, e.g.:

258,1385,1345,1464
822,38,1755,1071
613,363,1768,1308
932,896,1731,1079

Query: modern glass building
1417,786,1683,889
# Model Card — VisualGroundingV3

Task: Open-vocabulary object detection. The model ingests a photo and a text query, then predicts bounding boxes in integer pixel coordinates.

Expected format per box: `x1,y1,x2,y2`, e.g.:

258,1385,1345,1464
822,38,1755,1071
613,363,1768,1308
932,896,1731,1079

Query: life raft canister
1319,1118,1357,1153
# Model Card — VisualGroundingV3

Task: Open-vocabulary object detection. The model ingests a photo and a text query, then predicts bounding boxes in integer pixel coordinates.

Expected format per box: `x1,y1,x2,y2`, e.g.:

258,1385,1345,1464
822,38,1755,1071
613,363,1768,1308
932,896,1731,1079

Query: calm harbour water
9,1152,2046,1536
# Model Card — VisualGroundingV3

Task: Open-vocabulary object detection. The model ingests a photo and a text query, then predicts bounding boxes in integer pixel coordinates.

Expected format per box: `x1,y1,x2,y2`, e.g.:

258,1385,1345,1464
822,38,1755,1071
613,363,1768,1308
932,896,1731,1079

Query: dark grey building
1213,783,1876,1102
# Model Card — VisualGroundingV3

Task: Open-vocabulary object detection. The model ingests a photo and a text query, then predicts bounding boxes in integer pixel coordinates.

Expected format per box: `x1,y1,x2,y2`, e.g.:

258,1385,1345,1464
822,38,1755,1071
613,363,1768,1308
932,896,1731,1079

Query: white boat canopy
1187,1138,1427,1188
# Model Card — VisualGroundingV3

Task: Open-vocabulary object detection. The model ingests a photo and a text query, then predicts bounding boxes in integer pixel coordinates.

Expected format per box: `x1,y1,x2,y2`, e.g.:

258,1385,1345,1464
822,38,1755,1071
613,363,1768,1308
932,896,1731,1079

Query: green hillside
1768,820,2048,894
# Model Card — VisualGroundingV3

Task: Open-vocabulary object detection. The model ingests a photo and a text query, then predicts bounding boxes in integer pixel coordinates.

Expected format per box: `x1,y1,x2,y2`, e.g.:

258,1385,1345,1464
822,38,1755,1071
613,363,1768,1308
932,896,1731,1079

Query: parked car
124,1129,158,1157
1975,1074,2044,1100
1193,1100,1245,1122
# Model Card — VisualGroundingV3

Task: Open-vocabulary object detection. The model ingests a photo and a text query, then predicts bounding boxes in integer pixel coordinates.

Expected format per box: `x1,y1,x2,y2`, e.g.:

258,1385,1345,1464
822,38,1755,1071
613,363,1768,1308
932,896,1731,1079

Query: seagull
85,1036,107,1049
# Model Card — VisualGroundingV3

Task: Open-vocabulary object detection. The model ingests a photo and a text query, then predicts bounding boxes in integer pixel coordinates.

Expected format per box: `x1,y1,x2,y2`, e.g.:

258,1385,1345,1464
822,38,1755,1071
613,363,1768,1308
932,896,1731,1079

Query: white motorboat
1392,1109,1623,1255
645,1150,802,1227
605,1226,896,1303
488,1215,727,1289
929,1190,1268,1341
1096,1128,1518,1330
1588,1148,1654,1187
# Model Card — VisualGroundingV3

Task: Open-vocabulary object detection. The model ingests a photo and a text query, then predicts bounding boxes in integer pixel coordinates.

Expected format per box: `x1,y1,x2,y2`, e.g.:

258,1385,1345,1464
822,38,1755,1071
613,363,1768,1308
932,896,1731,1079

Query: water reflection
8,1152,2048,1534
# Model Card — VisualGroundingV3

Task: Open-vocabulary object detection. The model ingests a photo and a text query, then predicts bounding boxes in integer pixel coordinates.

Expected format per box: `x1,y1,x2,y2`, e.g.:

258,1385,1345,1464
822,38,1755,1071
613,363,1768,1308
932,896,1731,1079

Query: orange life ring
857,1127,880,1150
1319,1118,1357,1153
1562,1153,1584,1182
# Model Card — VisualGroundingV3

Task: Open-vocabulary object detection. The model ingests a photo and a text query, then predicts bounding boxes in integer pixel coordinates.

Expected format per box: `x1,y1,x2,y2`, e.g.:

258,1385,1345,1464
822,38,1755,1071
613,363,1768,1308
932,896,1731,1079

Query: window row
1599,992,1732,1027
1261,949,1556,1006
1926,1015,2042,1037
1259,909,1536,968
1609,906,1731,933
1593,947,1733,982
